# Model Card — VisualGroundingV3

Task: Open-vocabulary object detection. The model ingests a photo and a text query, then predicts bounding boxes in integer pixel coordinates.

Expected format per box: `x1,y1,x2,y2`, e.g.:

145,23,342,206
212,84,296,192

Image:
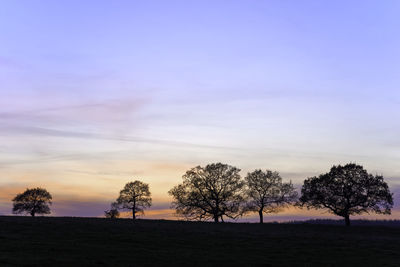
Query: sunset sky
1,0,399,221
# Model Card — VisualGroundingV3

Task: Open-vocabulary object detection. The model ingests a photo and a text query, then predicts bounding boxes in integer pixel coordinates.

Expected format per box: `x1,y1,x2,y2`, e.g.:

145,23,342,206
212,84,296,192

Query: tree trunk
344,214,350,226
132,200,136,220
259,209,263,224
214,215,219,223
31,211,35,217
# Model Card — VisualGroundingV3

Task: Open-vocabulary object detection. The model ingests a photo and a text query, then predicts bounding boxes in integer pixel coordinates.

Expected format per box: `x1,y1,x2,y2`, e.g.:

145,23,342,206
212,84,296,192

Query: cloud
0,125,237,166
65,169,143,177
0,98,147,123
0,95,239,170
0,56,28,70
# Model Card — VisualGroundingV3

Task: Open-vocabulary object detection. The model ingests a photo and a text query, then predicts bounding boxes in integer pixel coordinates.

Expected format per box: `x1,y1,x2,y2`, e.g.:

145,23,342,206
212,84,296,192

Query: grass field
1,216,399,266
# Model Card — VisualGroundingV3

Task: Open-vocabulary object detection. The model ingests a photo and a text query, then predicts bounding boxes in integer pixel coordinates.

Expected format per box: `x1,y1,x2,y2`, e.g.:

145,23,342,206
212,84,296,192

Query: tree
104,202,120,219
12,187,52,217
244,170,298,223
169,163,245,223
299,163,393,226
116,181,152,220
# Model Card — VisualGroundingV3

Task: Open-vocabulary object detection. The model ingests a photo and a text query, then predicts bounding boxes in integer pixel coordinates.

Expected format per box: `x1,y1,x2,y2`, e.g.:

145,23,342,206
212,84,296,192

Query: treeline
10,163,394,226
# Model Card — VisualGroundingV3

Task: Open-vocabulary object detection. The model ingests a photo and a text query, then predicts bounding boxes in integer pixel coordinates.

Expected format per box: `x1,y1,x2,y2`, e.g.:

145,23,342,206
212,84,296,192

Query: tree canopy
12,187,52,217
116,181,152,220
169,163,245,222
244,170,298,223
299,163,393,226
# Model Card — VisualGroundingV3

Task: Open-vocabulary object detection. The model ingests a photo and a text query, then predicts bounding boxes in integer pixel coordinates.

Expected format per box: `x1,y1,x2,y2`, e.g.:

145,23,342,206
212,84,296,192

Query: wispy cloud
0,56,29,70
0,98,147,122
0,125,237,164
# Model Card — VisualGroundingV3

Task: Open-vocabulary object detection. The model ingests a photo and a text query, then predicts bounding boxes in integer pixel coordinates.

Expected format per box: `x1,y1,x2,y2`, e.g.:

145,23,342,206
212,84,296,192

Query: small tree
244,170,298,223
104,202,120,219
169,163,245,222
299,163,393,226
12,187,52,217
116,181,152,220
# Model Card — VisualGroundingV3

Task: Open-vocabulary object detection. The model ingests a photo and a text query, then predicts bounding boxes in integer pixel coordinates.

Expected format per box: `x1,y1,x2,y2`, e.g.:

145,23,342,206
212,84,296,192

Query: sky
0,0,399,221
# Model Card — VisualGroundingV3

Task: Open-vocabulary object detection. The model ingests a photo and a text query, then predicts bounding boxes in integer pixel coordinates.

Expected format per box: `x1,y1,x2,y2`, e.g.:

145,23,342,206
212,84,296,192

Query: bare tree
299,163,393,226
244,170,298,223
116,181,152,220
12,187,52,217
169,163,245,223
104,202,120,219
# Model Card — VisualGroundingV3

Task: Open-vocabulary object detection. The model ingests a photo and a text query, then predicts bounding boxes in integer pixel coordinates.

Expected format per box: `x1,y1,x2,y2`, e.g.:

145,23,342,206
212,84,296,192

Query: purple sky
0,0,399,221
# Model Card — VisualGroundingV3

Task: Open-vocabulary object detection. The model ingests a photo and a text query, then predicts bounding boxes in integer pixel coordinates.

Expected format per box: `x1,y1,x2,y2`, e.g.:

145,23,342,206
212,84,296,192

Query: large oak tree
12,187,52,217
299,163,393,226
169,163,245,222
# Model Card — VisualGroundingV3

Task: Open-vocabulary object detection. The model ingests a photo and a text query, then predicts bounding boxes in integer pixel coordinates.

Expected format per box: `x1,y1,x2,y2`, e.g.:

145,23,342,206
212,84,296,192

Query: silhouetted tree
244,170,298,223
116,181,152,220
12,187,52,217
169,163,245,222
299,163,393,226
104,202,120,219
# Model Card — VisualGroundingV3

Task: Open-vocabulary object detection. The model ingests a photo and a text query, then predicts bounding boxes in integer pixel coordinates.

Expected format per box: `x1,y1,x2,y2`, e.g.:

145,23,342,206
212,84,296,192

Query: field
1,216,400,266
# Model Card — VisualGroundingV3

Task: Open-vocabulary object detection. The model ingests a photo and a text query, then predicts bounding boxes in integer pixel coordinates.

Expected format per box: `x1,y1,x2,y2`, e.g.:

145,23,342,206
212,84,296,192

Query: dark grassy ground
1,216,400,266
